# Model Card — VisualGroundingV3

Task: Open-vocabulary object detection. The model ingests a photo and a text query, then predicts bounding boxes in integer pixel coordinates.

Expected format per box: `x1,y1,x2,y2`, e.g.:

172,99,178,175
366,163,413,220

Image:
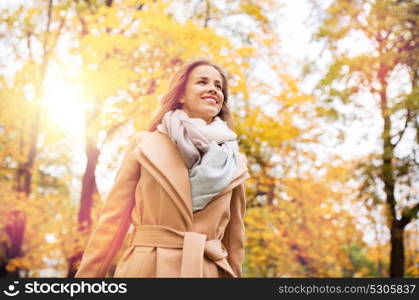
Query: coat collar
132,131,249,224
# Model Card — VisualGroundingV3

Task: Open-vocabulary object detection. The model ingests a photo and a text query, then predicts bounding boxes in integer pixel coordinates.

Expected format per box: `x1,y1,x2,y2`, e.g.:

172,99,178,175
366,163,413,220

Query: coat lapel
132,131,194,225
132,131,250,222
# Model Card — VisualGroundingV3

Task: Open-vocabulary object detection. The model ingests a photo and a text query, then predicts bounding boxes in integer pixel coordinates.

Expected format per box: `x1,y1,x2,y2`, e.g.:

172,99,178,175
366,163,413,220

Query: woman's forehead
190,65,222,81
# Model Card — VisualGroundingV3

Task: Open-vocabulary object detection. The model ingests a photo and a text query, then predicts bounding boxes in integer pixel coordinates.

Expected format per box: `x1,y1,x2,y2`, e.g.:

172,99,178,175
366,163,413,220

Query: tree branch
42,0,53,63
101,81,155,146
46,16,66,58
400,202,419,228
75,4,89,36
392,108,411,148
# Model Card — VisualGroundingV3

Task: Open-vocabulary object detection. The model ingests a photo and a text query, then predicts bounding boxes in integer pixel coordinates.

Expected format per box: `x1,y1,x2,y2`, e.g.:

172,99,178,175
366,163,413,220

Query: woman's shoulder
130,130,166,142
131,131,148,141
126,131,149,149
128,130,166,148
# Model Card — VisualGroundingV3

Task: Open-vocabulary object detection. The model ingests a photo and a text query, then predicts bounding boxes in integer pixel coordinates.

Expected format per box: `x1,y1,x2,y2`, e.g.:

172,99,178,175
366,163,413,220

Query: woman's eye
197,80,221,89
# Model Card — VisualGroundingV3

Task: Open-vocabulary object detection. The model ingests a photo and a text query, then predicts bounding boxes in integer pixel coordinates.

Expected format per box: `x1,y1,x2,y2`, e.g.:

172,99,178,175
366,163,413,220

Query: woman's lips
202,97,217,105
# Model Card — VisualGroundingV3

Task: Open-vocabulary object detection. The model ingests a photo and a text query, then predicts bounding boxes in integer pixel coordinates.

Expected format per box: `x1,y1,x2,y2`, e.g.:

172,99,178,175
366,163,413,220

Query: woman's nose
206,84,217,93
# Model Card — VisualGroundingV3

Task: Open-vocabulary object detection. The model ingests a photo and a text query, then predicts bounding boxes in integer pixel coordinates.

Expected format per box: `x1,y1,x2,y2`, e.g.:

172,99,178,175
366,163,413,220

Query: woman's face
180,64,224,124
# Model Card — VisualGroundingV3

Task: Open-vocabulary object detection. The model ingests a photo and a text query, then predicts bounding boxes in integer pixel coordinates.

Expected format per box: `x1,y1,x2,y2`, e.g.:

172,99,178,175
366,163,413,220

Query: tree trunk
390,225,405,277
1,211,26,277
379,77,406,277
67,133,100,278
78,142,100,229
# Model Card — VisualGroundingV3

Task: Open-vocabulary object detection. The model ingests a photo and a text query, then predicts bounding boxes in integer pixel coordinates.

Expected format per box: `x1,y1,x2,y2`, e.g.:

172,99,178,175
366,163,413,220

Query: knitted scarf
157,109,238,212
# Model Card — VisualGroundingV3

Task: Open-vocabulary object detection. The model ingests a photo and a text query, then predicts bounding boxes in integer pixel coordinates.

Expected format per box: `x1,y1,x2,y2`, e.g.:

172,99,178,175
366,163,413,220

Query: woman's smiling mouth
202,96,218,105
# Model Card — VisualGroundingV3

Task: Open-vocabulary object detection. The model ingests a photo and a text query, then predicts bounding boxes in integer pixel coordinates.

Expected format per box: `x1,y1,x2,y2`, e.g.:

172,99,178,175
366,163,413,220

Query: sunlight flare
41,69,85,136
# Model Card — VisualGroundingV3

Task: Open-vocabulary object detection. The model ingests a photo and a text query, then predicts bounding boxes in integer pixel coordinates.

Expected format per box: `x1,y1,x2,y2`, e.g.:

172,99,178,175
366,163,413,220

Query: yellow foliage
244,163,366,277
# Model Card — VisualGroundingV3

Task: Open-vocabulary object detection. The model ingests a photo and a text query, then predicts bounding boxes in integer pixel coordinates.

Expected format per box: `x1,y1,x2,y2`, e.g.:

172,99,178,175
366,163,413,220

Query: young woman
75,58,250,278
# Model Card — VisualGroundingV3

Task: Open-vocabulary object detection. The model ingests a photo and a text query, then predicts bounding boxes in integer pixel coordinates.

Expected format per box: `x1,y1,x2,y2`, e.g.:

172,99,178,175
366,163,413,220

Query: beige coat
75,130,250,278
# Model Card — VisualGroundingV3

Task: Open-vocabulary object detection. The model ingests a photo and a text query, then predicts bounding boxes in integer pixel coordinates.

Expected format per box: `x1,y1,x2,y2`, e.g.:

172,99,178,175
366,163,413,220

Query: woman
75,58,250,278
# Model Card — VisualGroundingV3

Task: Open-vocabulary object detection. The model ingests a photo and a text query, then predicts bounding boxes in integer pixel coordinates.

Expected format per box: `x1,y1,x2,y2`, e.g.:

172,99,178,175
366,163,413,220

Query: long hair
148,58,233,131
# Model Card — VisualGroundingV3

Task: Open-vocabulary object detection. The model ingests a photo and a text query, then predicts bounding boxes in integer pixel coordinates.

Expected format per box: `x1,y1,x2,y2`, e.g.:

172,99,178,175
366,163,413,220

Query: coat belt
130,225,236,277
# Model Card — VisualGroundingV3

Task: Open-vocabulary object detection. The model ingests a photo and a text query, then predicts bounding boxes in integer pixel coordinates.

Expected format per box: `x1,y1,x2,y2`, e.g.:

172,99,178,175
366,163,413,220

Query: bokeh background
0,0,417,278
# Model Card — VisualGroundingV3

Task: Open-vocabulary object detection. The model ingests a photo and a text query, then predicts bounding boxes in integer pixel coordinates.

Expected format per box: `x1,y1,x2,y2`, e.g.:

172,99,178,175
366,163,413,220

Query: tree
309,0,418,277
0,0,67,277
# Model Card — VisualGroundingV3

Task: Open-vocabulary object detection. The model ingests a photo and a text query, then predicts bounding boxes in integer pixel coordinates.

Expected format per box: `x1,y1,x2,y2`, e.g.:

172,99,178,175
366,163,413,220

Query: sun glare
41,70,85,137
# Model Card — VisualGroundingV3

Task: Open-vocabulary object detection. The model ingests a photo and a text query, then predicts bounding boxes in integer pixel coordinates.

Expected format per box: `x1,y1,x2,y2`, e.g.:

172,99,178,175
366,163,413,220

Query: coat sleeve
222,182,247,278
75,132,144,278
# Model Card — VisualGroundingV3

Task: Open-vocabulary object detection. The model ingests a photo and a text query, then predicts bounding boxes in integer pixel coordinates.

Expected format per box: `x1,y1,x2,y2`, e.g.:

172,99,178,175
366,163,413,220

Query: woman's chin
195,108,218,120
183,106,219,123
